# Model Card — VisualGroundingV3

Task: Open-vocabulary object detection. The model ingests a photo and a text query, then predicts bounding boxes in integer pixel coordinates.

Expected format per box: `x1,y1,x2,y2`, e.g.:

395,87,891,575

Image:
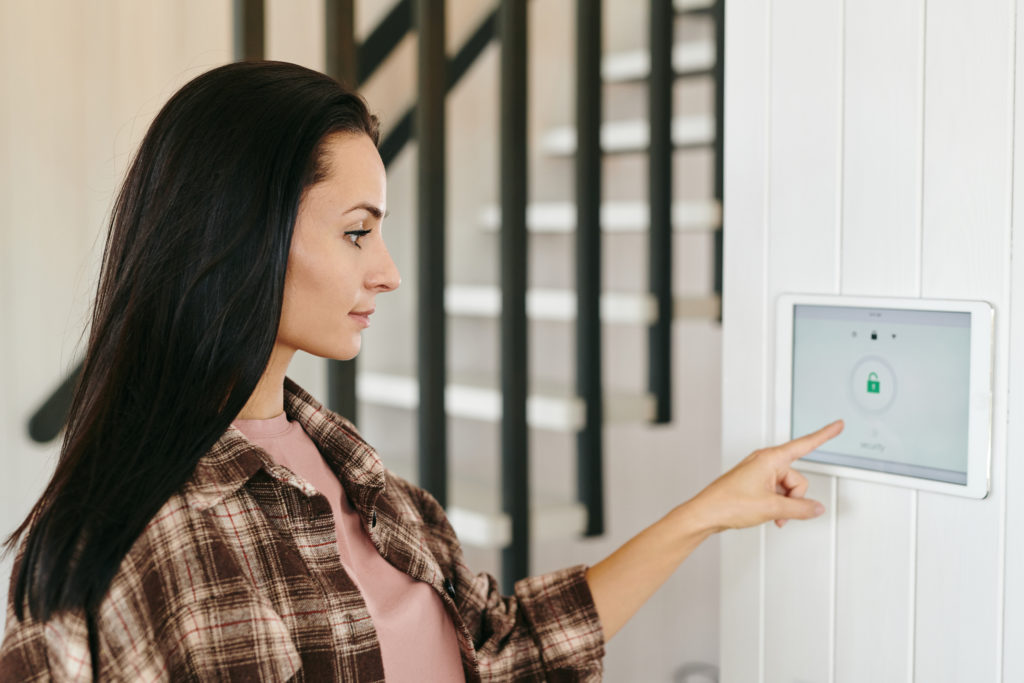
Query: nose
368,240,401,292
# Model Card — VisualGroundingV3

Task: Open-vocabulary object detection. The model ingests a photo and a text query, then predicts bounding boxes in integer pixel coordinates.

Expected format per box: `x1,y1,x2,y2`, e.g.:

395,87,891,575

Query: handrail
357,0,412,84
27,360,82,444
378,9,498,167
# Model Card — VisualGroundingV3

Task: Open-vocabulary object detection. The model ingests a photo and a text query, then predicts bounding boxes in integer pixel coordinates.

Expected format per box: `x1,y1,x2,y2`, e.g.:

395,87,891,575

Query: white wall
0,0,234,624
721,0,1022,681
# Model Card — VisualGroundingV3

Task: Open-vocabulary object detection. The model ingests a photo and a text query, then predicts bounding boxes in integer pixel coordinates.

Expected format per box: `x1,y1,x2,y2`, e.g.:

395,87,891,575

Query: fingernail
815,504,825,516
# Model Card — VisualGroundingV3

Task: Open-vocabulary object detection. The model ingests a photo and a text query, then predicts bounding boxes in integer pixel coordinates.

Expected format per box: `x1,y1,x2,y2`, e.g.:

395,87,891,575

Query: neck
236,344,296,420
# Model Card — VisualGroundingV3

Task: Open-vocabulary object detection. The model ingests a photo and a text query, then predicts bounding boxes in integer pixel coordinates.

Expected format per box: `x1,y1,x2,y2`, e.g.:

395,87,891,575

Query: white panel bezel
775,293,993,499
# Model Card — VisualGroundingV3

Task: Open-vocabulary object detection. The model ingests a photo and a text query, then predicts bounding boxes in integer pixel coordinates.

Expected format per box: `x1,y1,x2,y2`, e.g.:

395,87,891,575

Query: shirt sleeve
461,564,606,682
1,549,91,683
401,479,606,681
0,608,52,683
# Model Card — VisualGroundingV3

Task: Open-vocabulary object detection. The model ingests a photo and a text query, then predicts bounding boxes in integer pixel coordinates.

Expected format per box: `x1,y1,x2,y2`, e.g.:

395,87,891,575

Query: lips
349,308,374,328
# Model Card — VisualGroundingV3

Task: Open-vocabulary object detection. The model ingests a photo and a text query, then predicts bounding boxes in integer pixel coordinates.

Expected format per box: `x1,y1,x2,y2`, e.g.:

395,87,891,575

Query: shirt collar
182,378,386,512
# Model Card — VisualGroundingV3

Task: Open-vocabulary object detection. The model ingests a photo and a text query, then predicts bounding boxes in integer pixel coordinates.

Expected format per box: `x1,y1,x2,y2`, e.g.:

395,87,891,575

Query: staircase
353,0,724,586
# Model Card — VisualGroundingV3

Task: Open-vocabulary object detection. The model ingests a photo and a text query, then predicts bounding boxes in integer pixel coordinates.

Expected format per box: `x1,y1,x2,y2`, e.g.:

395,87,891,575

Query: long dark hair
5,61,379,621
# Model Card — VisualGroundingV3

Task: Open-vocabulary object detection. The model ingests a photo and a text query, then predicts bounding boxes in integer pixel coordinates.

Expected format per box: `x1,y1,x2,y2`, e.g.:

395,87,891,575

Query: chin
331,338,363,361
296,323,364,361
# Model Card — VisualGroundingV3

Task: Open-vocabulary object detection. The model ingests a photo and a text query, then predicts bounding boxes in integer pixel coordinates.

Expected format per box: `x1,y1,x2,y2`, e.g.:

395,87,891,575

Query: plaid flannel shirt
1,379,605,681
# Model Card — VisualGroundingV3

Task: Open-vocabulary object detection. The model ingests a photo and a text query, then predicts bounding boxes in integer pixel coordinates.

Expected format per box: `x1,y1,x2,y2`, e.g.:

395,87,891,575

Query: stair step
541,115,714,156
356,372,655,431
602,40,715,83
675,0,716,12
480,199,720,234
380,462,589,549
445,285,720,323
448,499,588,549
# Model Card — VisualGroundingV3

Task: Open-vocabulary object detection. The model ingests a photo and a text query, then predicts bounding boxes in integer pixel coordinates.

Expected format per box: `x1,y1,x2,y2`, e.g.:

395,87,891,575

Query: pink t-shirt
232,413,465,682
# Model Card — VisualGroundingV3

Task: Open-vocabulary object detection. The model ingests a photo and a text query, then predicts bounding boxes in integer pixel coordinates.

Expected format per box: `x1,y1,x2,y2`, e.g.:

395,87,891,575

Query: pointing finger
779,420,843,462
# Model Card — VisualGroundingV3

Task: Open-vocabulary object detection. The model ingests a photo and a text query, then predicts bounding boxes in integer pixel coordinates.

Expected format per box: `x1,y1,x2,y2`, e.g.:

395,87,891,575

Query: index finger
778,420,844,462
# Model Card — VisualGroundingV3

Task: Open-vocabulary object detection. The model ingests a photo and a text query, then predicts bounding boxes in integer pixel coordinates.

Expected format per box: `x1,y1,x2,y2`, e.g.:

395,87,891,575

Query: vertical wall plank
917,1,1014,681
763,1,843,681
1004,2,1024,677
833,483,915,682
720,0,772,679
835,1,923,680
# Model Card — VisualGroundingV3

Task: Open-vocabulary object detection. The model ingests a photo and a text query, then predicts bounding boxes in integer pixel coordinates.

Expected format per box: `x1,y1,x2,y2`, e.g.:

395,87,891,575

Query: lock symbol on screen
867,372,880,394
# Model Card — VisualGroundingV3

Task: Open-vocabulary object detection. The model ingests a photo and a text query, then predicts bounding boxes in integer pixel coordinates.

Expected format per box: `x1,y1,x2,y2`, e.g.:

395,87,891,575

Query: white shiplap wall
722,1,1021,681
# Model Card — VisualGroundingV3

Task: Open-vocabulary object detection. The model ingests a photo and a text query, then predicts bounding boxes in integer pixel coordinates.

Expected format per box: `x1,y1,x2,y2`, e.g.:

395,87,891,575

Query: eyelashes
344,228,371,248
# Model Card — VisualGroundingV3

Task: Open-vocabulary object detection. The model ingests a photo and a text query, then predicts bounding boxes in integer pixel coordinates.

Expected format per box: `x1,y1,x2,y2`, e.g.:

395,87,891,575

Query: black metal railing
576,0,604,538
648,0,674,424
233,0,264,61
323,0,360,426
416,0,448,507
713,0,725,301
499,0,529,591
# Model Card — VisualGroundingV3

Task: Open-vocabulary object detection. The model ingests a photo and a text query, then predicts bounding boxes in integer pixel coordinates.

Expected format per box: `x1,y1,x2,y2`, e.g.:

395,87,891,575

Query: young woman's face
276,132,400,360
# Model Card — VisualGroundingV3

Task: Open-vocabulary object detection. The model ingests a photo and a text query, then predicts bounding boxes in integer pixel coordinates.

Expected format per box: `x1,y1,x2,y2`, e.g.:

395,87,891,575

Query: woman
0,61,840,681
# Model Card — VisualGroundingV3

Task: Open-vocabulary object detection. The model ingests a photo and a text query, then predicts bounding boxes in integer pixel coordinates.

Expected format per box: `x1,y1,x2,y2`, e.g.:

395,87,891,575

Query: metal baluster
577,0,604,537
233,0,264,61
416,0,448,507
324,0,359,423
649,0,674,423
713,0,725,304
499,0,529,591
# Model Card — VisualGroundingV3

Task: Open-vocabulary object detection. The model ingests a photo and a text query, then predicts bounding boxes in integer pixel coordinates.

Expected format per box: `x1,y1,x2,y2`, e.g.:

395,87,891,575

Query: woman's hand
585,420,843,641
687,420,844,532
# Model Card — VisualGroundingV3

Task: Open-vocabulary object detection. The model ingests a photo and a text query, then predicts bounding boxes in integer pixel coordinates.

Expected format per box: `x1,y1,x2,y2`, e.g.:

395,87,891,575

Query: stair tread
675,0,716,12
480,199,721,233
602,40,715,83
356,371,656,431
542,115,715,155
379,465,588,548
445,284,719,323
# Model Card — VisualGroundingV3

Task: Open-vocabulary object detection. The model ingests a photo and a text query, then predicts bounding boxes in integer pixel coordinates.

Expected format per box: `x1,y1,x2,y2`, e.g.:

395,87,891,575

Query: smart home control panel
775,294,993,498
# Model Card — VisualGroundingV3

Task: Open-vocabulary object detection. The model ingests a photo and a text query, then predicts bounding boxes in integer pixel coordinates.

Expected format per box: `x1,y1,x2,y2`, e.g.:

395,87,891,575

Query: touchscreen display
791,304,971,485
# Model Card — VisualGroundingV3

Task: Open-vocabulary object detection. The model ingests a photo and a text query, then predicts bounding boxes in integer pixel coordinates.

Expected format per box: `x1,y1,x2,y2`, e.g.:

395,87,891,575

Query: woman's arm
585,420,843,641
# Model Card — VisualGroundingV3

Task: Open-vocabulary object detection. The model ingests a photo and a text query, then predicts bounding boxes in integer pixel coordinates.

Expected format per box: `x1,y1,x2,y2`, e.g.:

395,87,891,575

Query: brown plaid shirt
1,380,605,681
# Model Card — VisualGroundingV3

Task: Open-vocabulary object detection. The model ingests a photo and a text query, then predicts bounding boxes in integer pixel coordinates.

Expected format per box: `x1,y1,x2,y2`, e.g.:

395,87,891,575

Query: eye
344,228,371,248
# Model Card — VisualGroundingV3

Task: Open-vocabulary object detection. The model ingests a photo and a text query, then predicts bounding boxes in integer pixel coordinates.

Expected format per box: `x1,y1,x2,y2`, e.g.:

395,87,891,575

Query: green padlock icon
867,372,880,394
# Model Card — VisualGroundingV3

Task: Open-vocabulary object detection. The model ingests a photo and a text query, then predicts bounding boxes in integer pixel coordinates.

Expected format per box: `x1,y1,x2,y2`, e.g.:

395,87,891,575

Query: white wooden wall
0,0,234,627
721,0,1022,681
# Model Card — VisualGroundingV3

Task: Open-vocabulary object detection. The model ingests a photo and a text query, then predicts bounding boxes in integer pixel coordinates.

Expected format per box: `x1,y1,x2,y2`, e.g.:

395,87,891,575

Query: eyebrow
344,202,388,219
